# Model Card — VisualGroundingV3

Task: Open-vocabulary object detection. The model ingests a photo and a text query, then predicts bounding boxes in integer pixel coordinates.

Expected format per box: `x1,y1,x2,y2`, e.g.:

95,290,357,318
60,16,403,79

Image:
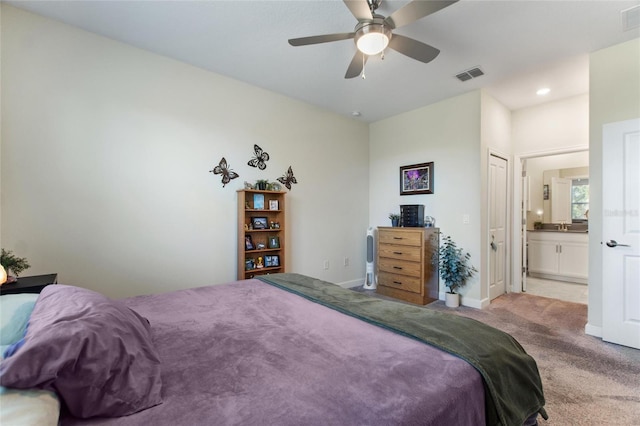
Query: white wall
588,37,640,333
0,5,370,298
369,91,483,305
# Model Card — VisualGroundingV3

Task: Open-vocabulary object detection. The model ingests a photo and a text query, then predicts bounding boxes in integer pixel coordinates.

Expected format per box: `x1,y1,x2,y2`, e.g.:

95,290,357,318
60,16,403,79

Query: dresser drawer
378,230,422,247
378,257,421,277
378,272,422,294
378,243,422,262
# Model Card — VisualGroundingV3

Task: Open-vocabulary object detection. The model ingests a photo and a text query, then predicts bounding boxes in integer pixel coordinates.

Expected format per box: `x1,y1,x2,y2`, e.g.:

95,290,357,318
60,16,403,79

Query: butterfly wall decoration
247,144,270,170
277,166,298,190
209,157,239,187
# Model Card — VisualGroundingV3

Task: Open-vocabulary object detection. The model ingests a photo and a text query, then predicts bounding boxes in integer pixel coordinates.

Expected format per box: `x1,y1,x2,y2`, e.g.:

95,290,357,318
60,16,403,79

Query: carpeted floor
351,287,640,425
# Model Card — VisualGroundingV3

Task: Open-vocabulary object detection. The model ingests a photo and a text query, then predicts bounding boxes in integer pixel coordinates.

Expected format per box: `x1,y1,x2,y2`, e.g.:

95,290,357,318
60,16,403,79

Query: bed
0,273,546,425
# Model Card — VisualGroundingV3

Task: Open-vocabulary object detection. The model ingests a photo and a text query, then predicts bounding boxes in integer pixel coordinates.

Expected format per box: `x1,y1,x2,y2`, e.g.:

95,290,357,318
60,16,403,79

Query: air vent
455,67,484,82
622,5,640,31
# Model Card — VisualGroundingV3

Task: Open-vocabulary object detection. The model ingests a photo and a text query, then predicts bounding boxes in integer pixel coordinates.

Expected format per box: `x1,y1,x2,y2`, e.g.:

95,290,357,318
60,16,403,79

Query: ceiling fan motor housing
354,17,392,55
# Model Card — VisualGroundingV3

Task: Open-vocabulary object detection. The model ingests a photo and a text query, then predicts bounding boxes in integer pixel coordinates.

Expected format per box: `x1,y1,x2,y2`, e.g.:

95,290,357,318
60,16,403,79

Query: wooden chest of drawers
376,227,439,305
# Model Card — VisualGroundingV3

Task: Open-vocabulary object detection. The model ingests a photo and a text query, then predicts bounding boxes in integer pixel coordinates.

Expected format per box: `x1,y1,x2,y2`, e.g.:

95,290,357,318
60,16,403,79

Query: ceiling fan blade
345,50,368,79
387,34,440,63
343,0,373,21
289,32,355,47
384,0,458,29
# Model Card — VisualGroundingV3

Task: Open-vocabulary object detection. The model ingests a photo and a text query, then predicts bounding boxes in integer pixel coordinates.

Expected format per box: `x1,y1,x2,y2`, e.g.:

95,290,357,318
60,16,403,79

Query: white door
602,118,640,349
489,154,508,300
551,177,572,223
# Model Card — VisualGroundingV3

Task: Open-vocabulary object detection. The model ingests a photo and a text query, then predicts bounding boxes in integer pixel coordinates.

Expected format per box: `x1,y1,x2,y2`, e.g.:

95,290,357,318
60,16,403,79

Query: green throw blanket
259,273,547,426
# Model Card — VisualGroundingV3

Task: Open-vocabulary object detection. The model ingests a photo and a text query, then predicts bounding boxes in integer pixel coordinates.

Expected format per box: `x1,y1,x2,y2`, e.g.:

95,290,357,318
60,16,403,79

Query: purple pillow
0,285,162,418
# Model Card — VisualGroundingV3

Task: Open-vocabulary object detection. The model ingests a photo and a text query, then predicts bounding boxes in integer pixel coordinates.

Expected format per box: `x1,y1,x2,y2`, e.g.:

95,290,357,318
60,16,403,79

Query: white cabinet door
558,242,589,279
528,239,559,275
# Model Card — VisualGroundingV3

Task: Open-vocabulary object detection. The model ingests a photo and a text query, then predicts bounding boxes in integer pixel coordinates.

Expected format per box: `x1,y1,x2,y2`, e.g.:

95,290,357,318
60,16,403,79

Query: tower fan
363,227,376,289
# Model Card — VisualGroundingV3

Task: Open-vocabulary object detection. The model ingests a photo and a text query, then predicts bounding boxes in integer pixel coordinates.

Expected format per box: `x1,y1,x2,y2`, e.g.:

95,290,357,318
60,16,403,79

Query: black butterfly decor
247,144,270,170
209,157,239,188
277,166,298,190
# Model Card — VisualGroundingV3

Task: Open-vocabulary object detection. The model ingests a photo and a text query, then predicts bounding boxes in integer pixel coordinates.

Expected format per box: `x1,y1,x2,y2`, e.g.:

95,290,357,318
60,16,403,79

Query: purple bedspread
61,279,485,425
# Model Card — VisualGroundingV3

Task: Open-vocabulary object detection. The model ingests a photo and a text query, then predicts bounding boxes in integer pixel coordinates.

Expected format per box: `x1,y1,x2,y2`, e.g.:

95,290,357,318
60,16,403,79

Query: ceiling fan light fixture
355,23,391,56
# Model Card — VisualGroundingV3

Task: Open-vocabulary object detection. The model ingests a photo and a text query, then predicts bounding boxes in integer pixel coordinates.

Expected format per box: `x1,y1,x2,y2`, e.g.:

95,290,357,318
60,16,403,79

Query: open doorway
514,148,589,304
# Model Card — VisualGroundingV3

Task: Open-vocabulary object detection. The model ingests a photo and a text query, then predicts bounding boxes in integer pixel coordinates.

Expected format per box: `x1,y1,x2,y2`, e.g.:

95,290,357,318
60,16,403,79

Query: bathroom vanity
528,229,588,284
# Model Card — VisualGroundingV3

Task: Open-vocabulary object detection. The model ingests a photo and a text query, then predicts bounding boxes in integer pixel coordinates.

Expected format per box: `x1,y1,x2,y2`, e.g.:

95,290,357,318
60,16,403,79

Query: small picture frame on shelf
269,199,279,210
245,259,255,270
251,217,268,229
245,235,255,250
268,236,280,249
253,193,265,210
265,255,280,267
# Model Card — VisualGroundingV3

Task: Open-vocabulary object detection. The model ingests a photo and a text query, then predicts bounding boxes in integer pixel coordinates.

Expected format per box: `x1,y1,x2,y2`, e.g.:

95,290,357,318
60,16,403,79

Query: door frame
512,145,588,293
487,150,510,301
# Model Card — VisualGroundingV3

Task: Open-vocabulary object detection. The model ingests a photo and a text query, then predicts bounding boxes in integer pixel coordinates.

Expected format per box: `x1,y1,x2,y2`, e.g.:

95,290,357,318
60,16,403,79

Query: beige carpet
353,288,640,425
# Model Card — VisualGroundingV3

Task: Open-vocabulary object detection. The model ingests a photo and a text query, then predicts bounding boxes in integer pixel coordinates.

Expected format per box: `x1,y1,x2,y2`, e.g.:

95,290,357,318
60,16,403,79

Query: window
571,178,589,221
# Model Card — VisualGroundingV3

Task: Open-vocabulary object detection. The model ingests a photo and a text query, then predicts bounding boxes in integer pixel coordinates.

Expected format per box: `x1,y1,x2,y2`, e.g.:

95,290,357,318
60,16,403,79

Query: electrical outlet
343,257,349,267
323,260,330,270
463,214,470,224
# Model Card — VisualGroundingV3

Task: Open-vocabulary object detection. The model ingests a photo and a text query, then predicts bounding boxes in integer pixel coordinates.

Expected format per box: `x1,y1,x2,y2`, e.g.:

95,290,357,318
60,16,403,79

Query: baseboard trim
339,278,364,289
585,323,602,338
438,291,487,309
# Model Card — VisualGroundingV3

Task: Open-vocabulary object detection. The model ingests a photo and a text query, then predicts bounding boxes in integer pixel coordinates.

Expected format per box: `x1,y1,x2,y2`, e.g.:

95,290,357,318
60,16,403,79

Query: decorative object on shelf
388,213,401,227
268,236,280,249
269,199,279,210
251,217,268,230
277,166,298,190
210,157,239,187
270,182,282,191
253,193,265,209
256,257,264,268
247,144,270,170
245,259,255,270
425,216,435,228
257,243,266,250
400,162,434,195
0,249,30,284
270,221,280,229
244,181,254,189
436,234,477,308
255,179,269,190
533,221,543,230
245,235,255,250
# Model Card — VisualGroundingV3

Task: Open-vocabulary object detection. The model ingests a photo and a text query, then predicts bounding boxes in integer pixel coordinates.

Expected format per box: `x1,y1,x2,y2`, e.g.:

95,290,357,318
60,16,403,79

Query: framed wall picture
269,199,279,210
251,217,268,229
543,184,549,200
268,236,280,249
400,162,434,195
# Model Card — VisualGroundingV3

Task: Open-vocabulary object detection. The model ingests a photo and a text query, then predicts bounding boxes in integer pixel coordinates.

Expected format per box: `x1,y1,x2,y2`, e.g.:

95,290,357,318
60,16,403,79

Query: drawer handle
393,251,403,255
393,266,403,270
393,237,403,240
393,281,403,285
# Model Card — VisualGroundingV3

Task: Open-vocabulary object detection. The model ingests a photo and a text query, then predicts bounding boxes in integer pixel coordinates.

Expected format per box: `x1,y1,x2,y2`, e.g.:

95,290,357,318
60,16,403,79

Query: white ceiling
6,0,640,122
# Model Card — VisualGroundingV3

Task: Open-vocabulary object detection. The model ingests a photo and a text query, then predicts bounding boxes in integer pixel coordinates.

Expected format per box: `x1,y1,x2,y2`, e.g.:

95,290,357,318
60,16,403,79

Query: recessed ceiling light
536,88,551,96
352,111,361,117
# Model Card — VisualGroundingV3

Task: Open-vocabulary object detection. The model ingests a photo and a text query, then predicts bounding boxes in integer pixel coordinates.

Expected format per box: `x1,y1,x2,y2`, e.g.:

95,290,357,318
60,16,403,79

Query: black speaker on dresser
400,204,425,227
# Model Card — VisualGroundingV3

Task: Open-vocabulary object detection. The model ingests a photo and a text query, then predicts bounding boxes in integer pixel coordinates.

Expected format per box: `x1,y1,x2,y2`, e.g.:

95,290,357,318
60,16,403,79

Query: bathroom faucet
557,221,569,231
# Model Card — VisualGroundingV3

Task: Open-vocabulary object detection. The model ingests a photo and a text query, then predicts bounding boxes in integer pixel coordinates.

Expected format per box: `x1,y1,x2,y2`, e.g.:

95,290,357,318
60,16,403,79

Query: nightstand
0,273,58,295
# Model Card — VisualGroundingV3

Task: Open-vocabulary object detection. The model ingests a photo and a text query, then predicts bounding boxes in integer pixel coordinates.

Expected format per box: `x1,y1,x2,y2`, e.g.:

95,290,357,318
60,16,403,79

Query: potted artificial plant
437,235,477,308
0,249,30,284
388,213,401,227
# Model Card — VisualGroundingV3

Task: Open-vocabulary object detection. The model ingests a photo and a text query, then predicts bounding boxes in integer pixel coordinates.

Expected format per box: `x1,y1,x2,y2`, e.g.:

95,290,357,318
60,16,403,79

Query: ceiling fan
288,0,458,79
